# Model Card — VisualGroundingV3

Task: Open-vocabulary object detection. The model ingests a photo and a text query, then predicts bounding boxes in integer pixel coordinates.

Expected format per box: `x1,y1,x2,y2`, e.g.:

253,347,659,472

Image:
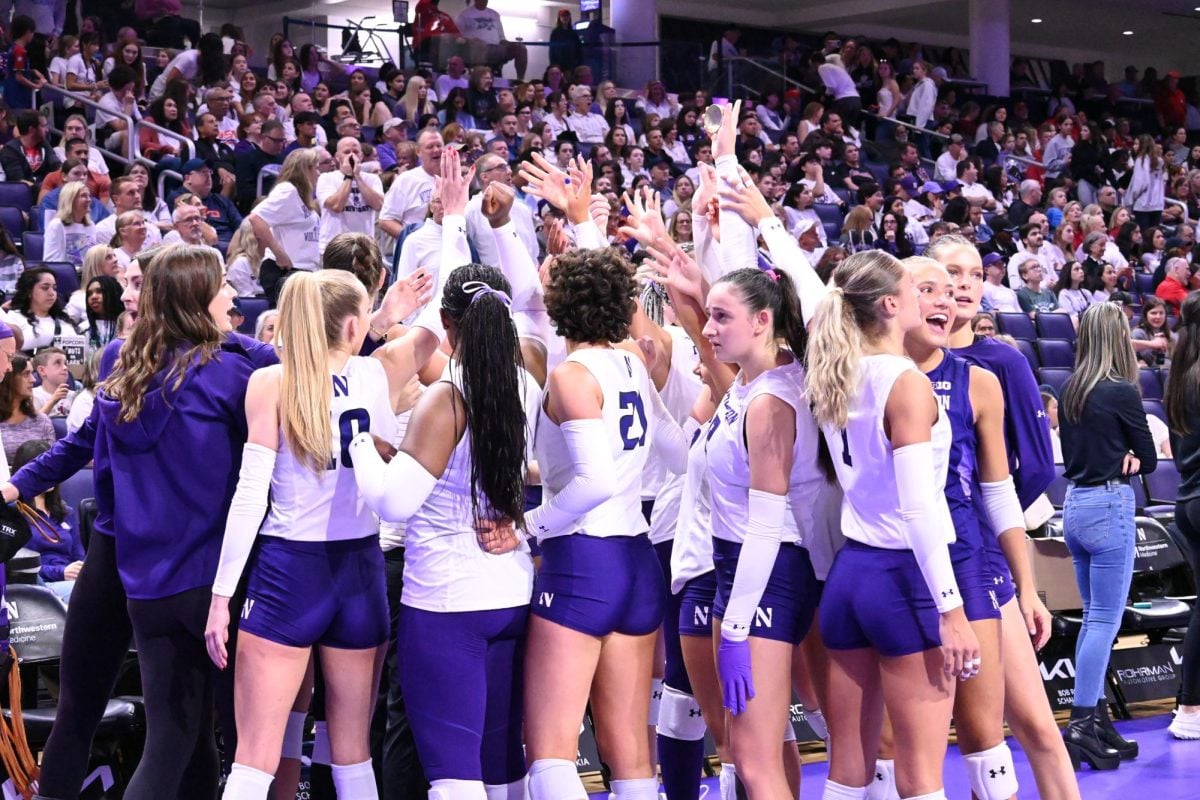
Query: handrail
138,119,195,163
861,109,952,142
723,57,817,95
1164,197,1192,227
36,84,142,164
158,169,183,207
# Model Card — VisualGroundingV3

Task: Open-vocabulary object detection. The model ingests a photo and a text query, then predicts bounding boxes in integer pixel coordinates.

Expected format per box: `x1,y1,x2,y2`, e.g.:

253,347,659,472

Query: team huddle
5,103,1083,800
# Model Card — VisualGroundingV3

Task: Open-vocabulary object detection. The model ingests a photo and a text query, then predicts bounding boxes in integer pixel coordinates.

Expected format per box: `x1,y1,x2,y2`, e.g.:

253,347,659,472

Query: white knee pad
281,711,306,761
865,759,899,800
527,759,586,800
610,778,659,800
311,720,330,765
429,779,488,800
222,763,275,800
964,743,1019,800
822,781,869,800
649,679,664,725
655,686,706,741
484,779,526,800
782,716,797,743
331,759,377,800
805,707,829,741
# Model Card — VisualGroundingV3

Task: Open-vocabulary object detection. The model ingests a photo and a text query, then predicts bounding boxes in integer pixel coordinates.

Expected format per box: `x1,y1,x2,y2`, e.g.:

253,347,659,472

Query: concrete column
969,0,1010,97
610,0,658,88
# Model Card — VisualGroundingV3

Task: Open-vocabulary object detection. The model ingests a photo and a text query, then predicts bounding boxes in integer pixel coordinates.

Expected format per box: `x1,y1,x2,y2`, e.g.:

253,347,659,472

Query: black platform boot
1094,699,1139,759
1063,705,1121,771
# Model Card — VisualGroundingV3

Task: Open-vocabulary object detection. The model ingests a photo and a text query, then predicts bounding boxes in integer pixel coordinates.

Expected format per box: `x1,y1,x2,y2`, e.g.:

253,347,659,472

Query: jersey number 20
330,408,371,469
619,391,647,450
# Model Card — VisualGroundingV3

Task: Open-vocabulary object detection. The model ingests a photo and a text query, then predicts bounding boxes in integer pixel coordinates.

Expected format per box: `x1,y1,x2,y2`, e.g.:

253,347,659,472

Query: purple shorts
950,539,1002,622
820,540,941,657
677,571,718,638
532,533,666,637
242,535,389,650
398,604,527,784
711,538,818,645
982,533,1017,607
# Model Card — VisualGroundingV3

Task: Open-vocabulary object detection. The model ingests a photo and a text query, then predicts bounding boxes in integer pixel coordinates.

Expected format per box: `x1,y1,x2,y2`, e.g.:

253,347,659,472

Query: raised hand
379,267,434,323
481,182,515,228
440,146,473,216
520,152,591,224
713,99,742,162
718,164,774,225
646,244,704,305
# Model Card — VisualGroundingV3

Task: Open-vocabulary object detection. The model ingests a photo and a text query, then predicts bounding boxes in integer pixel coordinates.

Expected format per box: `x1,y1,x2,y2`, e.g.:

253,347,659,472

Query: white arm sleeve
348,433,440,522
524,419,616,539
894,442,964,614
715,155,757,274
758,217,830,327
692,212,725,287
720,489,785,641
980,476,1025,538
649,385,689,475
572,218,608,250
412,213,470,340
492,220,543,311
212,444,277,597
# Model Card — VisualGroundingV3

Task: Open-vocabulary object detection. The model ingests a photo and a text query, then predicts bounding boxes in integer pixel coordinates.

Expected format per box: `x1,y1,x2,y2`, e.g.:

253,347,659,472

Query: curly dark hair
544,247,637,344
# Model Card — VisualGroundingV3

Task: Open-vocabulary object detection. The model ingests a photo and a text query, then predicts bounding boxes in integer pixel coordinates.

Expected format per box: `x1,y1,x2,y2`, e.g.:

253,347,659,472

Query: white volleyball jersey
403,362,540,612
535,347,654,539
670,416,716,594
822,354,954,550
706,358,823,546
261,356,398,542
648,417,700,545
643,327,703,504
806,480,846,581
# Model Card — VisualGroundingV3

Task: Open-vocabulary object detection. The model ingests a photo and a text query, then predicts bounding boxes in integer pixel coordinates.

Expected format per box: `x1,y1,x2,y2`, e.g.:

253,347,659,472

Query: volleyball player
930,235,1080,800
350,264,539,800
521,242,687,800
207,271,397,800
902,256,1026,799
806,251,979,800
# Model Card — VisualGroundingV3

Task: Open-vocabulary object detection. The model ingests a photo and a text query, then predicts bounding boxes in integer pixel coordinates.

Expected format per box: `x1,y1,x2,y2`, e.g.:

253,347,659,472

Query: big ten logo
1039,657,1076,681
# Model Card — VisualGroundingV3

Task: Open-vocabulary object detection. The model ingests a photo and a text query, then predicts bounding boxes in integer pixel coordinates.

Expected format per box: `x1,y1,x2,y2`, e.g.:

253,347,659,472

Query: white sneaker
1169,708,1200,739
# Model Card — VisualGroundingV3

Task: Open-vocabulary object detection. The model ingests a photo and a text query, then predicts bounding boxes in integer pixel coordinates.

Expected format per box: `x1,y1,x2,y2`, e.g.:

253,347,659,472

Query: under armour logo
652,688,663,700
989,767,1007,778
875,773,884,782
941,589,956,598
688,708,703,717
993,576,1003,585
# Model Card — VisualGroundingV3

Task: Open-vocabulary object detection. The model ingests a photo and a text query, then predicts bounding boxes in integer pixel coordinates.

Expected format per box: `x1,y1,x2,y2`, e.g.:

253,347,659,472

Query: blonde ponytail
278,272,334,473
805,250,907,430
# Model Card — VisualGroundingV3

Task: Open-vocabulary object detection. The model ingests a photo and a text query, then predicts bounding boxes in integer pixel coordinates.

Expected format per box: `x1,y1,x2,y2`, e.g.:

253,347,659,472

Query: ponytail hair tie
764,268,780,283
462,280,513,309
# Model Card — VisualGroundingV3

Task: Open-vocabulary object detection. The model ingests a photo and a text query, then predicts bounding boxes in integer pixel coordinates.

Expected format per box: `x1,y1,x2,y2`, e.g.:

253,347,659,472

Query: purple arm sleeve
999,354,1056,508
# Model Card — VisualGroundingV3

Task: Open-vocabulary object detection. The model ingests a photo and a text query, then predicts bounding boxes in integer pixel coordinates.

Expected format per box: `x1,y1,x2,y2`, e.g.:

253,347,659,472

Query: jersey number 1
619,391,648,450
330,408,371,469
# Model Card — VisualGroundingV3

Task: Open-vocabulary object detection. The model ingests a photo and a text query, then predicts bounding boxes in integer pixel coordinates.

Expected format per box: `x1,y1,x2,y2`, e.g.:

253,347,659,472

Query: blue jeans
1063,482,1136,707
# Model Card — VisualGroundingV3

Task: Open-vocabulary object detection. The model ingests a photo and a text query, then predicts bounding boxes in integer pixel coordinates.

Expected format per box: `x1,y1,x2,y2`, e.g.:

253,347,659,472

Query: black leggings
37,534,132,799
122,586,220,800
1177,499,1200,705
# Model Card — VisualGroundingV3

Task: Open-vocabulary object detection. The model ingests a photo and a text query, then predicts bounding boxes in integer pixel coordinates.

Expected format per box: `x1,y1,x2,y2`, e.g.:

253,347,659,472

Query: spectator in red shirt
414,0,464,69
1156,256,1194,316
1156,70,1188,130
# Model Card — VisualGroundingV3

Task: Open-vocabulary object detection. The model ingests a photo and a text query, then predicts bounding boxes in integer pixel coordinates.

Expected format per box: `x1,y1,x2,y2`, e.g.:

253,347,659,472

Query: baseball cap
0,321,12,341
382,117,405,134
981,252,1004,267
899,175,919,193
919,180,943,195
180,158,214,176
1046,207,1063,230
794,218,818,236
1167,70,1182,79
940,180,962,193
949,133,965,144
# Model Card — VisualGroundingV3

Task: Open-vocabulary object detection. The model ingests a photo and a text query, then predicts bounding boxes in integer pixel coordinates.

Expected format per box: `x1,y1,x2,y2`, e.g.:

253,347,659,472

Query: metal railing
861,109,952,141
723,56,817,97
138,119,195,163
36,84,143,165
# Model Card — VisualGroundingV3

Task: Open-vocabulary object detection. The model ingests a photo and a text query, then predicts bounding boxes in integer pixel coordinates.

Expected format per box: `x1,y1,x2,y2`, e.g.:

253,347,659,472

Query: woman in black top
1059,302,1157,770
1164,291,1200,740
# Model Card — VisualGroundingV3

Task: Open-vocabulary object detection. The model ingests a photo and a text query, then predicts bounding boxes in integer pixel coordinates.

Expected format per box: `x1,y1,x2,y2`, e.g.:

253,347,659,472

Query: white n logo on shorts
693,605,710,627
538,592,554,608
241,599,255,620
753,607,773,628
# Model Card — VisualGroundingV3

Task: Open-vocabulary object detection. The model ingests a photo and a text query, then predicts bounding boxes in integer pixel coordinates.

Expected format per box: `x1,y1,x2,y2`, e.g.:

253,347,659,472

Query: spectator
638,80,679,121
815,52,862,128
906,59,937,129
31,346,74,417
283,111,323,156
0,110,58,186
1007,180,1042,227
1156,256,1193,316
93,176,165,249
435,55,470,100
981,251,1020,312
0,355,56,462
225,220,263,298
248,147,323,304
235,118,286,213
3,268,79,354
1041,117,1075,181
64,246,121,327
148,32,225,101
934,134,966,181
457,0,528,80
380,129,443,239
466,154,538,267
94,65,142,158
876,209,914,258
549,10,583,74
45,183,96,268
194,113,238,198
1056,260,1092,321
39,137,110,205
1132,296,1176,367
317,138,384,256
567,85,609,145
166,159,243,247
1015,258,1059,317
1126,134,1166,230
956,158,995,209
111,211,149,270
2,16,46,110
64,32,104,108
161,201,215,250
139,95,190,171
1156,70,1187,130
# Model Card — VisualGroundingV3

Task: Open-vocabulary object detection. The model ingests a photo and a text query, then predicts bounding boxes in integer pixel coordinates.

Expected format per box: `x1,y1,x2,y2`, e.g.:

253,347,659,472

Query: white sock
483,778,525,800
610,778,659,800
222,763,275,800
527,759,586,800
823,780,869,800
311,720,330,765
430,778,488,799
719,763,737,800
866,759,899,800
331,759,377,799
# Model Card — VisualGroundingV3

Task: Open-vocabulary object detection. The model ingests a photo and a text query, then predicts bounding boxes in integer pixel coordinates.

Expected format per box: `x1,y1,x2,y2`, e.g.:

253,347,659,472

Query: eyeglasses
266,136,285,144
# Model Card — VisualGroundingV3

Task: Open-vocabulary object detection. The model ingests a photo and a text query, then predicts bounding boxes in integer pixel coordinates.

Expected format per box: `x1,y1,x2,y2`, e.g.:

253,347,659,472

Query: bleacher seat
1015,338,1039,373
814,204,844,238
1046,463,1069,507
1144,460,1181,506
1134,272,1155,297
0,205,23,243
832,187,853,207
1035,338,1075,369
995,312,1036,341
1035,312,1076,342
1038,367,1072,394
1143,399,1167,425
41,261,79,297
0,182,32,209
23,231,43,262
1138,368,1163,401
59,467,94,512
237,298,270,337
50,417,66,440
